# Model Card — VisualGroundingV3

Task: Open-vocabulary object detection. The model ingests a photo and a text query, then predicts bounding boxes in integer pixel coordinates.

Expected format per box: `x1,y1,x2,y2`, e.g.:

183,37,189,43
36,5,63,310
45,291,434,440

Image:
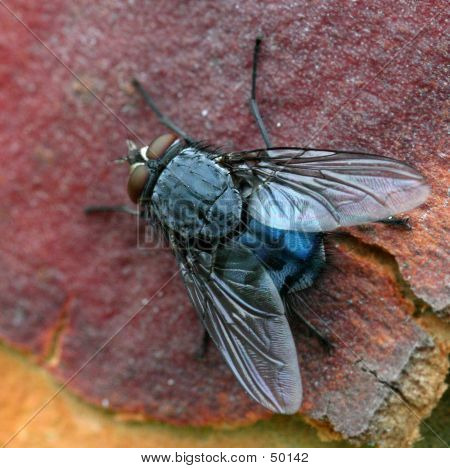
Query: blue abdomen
238,218,325,294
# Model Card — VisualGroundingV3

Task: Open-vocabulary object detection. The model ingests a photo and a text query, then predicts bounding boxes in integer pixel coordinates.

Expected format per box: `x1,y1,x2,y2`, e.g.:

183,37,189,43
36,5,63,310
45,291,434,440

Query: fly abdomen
239,218,325,293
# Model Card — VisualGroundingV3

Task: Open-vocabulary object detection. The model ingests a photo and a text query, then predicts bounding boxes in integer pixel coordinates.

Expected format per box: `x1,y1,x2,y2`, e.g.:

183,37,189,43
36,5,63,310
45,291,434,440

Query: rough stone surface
0,0,448,446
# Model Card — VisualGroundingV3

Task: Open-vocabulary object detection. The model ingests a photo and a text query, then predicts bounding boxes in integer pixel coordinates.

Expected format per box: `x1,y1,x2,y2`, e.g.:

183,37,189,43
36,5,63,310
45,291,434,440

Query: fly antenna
126,139,138,152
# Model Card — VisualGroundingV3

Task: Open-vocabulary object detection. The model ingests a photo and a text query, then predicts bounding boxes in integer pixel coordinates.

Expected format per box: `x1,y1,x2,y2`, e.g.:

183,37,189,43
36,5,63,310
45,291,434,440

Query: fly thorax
151,148,242,240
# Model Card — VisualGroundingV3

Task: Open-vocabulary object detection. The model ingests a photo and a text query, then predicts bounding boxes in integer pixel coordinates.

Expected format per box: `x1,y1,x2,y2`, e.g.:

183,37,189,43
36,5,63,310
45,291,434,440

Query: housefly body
88,38,429,414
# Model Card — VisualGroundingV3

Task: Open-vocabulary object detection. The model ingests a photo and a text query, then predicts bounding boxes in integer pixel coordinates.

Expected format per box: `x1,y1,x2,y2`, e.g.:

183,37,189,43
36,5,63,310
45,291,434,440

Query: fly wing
176,241,302,414
227,148,429,232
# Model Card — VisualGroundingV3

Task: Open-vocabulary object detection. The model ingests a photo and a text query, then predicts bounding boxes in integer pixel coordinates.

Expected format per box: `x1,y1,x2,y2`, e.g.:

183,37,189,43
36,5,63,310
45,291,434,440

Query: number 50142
270,452,308,462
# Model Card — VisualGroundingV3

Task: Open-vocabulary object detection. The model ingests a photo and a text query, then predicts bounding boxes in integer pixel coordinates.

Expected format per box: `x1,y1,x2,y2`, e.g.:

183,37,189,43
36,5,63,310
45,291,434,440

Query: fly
87,37,429,414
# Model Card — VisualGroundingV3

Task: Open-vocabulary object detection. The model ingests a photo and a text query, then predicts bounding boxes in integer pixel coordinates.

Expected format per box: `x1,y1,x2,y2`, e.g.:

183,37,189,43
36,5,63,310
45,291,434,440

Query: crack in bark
357,359,412,406
306,231,448,445
335,231,439,316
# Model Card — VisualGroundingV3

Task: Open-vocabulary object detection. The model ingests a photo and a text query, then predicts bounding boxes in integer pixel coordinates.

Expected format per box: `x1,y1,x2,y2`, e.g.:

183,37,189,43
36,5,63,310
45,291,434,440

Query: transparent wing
226,148,429,232
176,241,302,414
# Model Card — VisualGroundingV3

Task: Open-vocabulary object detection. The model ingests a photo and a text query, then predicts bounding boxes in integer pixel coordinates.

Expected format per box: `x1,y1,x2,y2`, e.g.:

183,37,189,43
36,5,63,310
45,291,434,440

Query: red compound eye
127,163,150,204
146,133,178,159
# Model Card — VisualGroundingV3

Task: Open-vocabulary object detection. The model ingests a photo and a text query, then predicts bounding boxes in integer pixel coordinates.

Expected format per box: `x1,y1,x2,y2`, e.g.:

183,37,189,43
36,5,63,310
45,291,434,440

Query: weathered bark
0,0,448,447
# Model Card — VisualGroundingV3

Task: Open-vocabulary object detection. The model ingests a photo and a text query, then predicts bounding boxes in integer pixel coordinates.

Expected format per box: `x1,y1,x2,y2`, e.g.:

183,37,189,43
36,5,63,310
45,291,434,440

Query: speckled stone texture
0,0,448,446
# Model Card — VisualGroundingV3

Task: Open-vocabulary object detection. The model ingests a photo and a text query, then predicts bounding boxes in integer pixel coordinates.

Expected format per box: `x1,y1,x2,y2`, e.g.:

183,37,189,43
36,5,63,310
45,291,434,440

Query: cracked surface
0,0,448,446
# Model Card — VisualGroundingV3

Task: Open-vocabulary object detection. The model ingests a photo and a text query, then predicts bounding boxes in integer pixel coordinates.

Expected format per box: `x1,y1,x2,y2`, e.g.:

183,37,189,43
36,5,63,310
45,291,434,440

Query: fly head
126,133,180,204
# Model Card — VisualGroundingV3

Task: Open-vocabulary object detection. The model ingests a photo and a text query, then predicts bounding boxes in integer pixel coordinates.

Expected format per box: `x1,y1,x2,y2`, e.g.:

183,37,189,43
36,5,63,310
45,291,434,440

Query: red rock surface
0,0,448,443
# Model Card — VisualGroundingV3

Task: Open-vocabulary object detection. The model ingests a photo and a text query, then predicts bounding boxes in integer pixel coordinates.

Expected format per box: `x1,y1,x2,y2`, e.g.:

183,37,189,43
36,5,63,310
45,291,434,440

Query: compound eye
127,163,150,204
146,133,178,159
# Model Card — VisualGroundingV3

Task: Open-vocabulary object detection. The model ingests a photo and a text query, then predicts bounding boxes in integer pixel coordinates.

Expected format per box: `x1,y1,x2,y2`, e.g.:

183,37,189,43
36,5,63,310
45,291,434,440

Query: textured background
0,0,448,447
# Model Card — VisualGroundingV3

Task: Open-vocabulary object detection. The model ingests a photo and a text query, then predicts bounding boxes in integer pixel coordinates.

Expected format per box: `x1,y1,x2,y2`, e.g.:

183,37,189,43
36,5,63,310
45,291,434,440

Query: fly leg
249,36,273,148
84,205,139,216
378,216,411,230
297,313,333,352
287,294,334,351
195,329,211,359
131,78,193,143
